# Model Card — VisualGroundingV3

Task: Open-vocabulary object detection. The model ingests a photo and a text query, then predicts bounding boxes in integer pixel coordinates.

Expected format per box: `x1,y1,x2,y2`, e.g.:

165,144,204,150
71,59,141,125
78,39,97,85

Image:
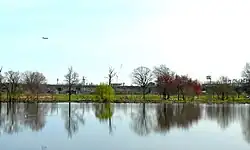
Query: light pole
82,76,86,93
206,75,211,84
82,76,86,85
206,75,212,102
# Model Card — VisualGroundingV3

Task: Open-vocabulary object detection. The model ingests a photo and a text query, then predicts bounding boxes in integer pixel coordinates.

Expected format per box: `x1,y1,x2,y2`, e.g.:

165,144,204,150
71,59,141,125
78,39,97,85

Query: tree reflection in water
130,103,154,136
0,102,50,135
206,104,239,129
240,105,250,143
4,103,21,134
94,103,114,134
0,102,86,138
1,102,250,144
61,102,85,138
205,104,250,144
23,103,49,131
154,104,201,134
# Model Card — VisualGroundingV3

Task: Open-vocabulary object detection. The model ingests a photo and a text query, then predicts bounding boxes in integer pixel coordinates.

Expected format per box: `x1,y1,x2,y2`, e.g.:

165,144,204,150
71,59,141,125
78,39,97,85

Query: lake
0,103,249,150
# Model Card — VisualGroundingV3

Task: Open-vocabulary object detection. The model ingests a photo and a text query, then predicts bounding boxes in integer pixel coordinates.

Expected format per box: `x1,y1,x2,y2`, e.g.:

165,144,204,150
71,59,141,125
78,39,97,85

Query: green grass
53,94,163,103
1,93,250,104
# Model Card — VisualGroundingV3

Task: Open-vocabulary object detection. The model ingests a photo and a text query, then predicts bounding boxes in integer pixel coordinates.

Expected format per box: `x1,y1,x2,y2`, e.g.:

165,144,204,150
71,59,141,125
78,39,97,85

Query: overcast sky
1,0,250,84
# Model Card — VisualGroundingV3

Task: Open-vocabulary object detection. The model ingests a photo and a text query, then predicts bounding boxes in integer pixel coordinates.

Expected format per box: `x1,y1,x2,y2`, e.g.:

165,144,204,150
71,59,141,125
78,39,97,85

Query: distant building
111,83,123,86
45,83,155,94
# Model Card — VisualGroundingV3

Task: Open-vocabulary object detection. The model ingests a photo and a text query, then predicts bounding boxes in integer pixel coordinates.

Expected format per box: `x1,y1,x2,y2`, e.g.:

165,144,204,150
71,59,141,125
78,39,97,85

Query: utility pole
82,76,86,85
206,75,212,102
82,76,86,93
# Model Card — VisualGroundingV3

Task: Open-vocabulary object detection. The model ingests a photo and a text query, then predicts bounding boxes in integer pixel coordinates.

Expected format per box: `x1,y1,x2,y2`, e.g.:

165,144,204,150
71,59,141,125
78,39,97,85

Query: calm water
0,103,250,150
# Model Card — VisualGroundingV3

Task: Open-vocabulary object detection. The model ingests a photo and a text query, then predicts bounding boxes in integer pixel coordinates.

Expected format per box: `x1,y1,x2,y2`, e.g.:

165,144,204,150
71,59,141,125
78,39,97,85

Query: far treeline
0,63,250,102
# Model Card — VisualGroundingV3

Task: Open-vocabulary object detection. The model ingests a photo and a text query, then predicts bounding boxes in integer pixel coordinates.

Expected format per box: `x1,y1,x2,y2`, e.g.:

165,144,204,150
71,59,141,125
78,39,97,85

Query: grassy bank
0,94,250,104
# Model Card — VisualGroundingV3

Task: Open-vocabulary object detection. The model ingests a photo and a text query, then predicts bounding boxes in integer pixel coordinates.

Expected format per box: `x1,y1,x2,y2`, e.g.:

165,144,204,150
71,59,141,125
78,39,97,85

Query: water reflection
240,105,250,143
62,102,85,138
130,103,154,136
0,103,49,134
0,103,250,146
94,103,114,134
205,104,239,129
155,104,201,134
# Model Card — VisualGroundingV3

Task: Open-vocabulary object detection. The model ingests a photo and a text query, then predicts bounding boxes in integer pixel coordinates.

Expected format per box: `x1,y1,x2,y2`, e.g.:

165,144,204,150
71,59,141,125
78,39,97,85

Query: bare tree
153,64,174,77
131,66,153,100
106,67,117,86
153,65,175,100
242,63,250,82
241,63,250,95
64,66,79,101
22,71,47,100
4,70,21,101
212,76,233,100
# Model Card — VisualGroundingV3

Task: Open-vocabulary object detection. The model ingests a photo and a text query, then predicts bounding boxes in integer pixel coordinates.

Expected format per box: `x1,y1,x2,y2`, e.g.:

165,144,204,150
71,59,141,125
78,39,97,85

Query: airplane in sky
42,37,48,39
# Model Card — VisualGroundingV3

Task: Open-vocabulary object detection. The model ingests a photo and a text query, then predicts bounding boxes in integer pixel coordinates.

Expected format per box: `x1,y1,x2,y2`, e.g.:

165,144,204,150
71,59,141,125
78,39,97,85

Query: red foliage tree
192,80,202,96
172,75,202,100
156,74,175,99
156,72,202,100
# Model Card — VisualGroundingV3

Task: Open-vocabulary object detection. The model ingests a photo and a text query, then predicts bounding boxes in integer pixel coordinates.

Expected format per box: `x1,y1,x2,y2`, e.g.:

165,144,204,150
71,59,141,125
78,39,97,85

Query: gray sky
1,0,250,84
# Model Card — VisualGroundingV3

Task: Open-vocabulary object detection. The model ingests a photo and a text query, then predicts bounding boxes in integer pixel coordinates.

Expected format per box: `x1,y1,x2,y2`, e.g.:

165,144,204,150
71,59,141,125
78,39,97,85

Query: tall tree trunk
177,85,180,101
68,85,71,101
109,77,111,86
162,88,166,100
181,89,185,100
142,87,146,100
221,92,225,100
167,92,170,100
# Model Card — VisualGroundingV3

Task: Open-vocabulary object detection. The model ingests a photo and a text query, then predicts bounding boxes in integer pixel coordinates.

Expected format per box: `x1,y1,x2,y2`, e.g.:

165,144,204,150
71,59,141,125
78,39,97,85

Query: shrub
95,83,115,102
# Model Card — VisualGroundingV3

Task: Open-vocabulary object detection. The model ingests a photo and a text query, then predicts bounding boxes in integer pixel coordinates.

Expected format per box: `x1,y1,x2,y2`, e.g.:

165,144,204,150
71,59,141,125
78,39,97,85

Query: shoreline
0,94,249,104
0,99,250,104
